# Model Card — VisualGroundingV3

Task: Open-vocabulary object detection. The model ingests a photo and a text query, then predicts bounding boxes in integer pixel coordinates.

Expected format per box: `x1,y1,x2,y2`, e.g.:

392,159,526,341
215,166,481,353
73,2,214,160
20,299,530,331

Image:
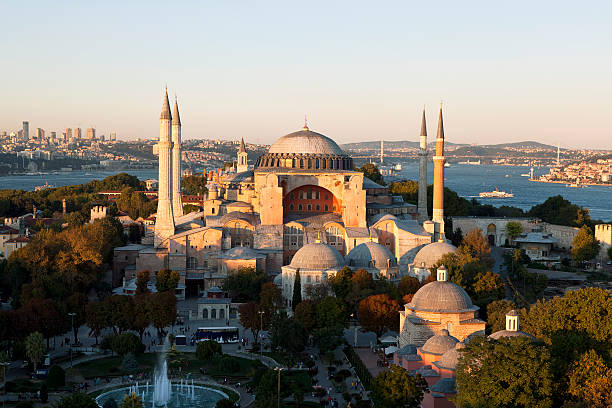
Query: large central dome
255,125,353,170
268,129,346,155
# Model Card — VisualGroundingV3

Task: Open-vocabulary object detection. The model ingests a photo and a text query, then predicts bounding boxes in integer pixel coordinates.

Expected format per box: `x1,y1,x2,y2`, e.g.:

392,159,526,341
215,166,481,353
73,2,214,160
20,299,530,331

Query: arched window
316,204,320,211
290,204,294,210
307,204,312,211
187,257,198,269
326,226,344,250
298,204,303,211
284,225,304,248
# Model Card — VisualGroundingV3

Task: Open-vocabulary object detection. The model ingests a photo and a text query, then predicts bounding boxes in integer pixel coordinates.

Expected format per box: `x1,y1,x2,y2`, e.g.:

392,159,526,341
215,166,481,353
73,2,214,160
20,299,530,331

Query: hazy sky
1,1,611,149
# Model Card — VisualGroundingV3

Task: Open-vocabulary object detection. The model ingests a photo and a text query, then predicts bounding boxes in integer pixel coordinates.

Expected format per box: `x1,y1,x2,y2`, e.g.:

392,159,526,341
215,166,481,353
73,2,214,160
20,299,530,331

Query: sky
1,1,611,149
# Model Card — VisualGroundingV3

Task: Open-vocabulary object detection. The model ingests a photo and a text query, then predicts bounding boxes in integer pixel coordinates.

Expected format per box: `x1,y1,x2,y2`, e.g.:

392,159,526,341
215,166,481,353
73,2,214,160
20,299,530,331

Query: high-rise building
50,131,56,139
66,128,72,139
87,127,96,139
74,128,82,139
22,121,29,141
110,132,117,141
35,128,45,140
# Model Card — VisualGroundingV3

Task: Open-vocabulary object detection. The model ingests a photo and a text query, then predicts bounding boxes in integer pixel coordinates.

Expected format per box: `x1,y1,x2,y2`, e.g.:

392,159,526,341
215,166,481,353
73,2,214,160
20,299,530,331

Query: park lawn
70,353,256,380
69,353,158,379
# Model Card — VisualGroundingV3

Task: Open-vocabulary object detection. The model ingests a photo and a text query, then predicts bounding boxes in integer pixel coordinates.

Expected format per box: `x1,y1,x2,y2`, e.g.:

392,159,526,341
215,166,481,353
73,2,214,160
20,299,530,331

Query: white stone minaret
171,96,183,219
417,107,429,222
154,88,175,247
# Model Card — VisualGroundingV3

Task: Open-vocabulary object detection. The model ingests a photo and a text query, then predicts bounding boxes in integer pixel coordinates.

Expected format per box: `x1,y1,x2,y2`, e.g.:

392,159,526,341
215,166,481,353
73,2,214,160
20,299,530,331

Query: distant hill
341,140,466,150
484,141,557,150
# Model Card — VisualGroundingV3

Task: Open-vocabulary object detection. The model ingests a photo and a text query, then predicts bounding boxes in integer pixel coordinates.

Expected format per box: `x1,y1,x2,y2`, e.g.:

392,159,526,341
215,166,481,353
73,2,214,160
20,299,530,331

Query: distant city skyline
1,1,611,149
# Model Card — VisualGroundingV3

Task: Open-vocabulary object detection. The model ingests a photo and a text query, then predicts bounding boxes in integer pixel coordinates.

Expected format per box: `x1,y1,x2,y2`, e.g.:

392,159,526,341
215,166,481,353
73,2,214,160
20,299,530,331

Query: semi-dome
268,129,346,155
290,242,345,270
408,279,477,313
255,126,353,170
489,329,536,340
435,342,466,370
346,241,396,269
412,241,457,269
420,329,459,355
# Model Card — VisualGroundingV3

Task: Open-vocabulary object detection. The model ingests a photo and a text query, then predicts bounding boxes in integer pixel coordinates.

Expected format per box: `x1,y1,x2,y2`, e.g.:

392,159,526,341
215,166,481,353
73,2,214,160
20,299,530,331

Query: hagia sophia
117,89,458,303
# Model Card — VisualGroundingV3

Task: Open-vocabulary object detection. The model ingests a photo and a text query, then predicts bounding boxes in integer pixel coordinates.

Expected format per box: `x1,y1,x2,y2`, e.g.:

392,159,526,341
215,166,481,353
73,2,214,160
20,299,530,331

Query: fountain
95,353,229,408
152,360,172,406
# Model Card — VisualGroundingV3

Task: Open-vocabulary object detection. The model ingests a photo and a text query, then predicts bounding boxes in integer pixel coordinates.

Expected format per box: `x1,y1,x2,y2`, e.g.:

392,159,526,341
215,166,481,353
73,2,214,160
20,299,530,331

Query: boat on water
444,162,451,168
479,188,514,198
458,160,481,165
35,181,56,191
393,163,402,171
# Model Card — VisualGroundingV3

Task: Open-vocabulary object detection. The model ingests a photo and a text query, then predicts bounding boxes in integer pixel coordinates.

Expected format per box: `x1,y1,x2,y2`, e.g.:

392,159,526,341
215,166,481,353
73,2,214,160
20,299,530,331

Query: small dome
412,241,457,269
435,342,465,370
268,129,346,156
290,242,345,270
421,329,459,355
345,242,396,269
273,274,283,286
408,279,477,313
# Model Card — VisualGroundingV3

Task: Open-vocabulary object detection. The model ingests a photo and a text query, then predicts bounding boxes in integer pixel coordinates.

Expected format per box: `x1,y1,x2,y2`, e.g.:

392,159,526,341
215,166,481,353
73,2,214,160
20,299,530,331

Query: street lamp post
68,312,76,368
1,362,10,408
274,367,284,408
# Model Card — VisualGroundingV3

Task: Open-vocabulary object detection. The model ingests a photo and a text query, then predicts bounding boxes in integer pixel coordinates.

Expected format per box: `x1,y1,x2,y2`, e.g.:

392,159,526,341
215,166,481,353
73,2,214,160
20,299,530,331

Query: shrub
16,402,33,408
46,365,66,388
121,352,139,373
112,333,145,356
100,334,116,352
103,400,119,408
196,340,222,361
214,355,240,372
40,383,48,403
215,399,234,408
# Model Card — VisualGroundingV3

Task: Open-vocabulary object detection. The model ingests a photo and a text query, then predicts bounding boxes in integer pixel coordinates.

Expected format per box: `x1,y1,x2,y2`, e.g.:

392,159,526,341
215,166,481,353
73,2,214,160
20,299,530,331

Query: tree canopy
370,365,428,408
571,225,600,262
528,195,591,227
357,163,385,185
455,336,555,408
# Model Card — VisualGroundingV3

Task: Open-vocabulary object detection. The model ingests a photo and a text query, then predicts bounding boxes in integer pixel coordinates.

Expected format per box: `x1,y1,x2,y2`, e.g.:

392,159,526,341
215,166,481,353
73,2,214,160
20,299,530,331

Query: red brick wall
283,185,341,214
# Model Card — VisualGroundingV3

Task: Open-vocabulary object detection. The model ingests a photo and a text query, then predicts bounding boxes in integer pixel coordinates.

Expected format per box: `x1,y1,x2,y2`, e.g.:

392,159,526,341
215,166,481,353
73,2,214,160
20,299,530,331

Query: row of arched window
257,155,353,170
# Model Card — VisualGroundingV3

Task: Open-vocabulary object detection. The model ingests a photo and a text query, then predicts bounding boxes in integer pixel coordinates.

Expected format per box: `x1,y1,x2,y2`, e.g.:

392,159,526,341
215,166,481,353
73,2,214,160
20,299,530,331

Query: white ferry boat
479,189,514,198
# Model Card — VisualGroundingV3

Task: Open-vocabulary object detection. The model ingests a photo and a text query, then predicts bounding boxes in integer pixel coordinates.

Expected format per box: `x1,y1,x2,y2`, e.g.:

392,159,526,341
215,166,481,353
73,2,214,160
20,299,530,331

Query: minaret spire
171,94,183,219
160,87,172,120
417,106,429,222
432,102,446,240
303,114,309,131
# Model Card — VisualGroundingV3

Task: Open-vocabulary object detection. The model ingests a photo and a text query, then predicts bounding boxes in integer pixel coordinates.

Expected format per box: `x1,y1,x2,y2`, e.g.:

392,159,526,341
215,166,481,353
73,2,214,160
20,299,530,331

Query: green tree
455,336,554,408
120,393,143,408
370,365,428,408
294,300,317,331
313,326,344,355
328,266,354,299
357,163,385,185
486,299,518,333
196,340,223,360
471,271,506,303
571,225,600,263
259,282,283,314
397,276,421,297
315,296,346,329
528,195,591,227
112,332,144,356
64,211,87,227
567,350,612,408
222,267,268,302
292,270,302,310
270,314,308,353
52,392,97,408
103,400,119,408
460,228,494,267
155,269,179,292
506,221,523,242
182,175,208,195
46,365,66,388
25,331,45,371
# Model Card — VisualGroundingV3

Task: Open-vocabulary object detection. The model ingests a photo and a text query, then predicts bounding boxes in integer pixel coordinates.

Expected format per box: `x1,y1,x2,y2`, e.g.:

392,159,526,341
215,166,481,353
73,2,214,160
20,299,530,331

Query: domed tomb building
345,241,400,280
281,241,344,306
409,240,457,281
398,266,486,347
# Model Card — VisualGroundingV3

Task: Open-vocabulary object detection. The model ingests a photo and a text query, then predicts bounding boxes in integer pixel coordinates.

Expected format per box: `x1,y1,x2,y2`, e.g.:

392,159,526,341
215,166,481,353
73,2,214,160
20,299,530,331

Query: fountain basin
95,383,229,408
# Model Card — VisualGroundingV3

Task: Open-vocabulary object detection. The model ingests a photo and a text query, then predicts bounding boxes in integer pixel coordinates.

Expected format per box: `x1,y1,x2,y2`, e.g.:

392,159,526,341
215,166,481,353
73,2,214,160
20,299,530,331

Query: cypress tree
292,270,302,310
